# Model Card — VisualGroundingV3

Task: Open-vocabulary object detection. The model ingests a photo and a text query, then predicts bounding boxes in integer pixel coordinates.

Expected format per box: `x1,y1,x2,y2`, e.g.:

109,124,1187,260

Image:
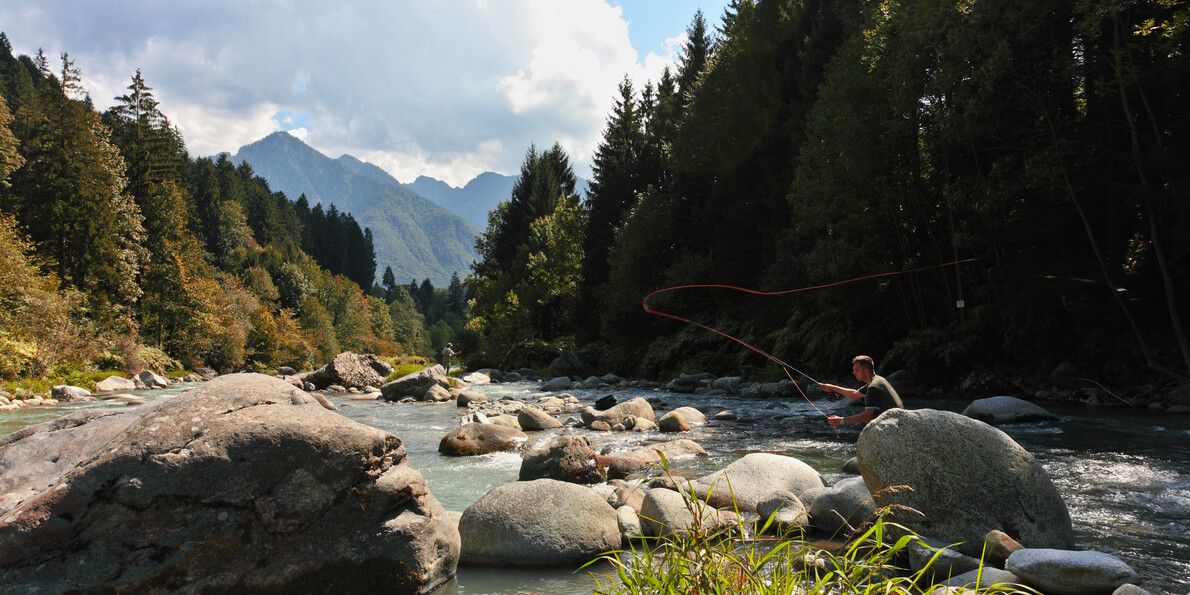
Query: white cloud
0,0,693,187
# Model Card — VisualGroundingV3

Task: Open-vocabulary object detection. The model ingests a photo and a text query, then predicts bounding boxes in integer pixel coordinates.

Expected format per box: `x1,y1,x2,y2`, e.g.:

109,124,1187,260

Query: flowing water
3,381,1188,594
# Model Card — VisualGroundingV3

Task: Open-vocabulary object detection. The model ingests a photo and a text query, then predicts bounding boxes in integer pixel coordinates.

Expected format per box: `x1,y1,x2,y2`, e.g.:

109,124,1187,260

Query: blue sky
1,0,731,186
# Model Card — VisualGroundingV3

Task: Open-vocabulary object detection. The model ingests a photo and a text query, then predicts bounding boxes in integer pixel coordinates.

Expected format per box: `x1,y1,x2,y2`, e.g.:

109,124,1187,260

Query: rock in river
0,373,459,594
857,408,1074,558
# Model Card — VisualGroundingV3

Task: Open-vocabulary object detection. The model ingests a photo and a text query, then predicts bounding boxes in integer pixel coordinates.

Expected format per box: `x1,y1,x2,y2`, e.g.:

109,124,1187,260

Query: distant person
441,343,460,372
819,355,903,428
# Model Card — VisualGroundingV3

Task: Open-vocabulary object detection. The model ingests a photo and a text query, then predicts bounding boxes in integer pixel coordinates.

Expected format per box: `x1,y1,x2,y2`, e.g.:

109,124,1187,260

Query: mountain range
233,132,491,286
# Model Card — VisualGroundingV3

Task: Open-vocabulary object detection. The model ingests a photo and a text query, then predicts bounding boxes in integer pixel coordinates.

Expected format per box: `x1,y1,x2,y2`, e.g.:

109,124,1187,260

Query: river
2,380,1188,594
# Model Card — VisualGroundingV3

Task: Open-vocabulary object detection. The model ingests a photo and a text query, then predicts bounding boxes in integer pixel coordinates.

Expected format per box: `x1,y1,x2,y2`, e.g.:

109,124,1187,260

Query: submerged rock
0,373,458,594
1006,548,1139,595
439,423,527,456
962,396,1058,425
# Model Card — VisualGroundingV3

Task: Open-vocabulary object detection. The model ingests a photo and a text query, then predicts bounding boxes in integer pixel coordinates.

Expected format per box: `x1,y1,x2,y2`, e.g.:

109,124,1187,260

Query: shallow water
3,381,1188,593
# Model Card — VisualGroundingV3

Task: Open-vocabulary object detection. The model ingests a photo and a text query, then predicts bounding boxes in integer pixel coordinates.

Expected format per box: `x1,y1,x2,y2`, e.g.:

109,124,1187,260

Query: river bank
2,373,1188,593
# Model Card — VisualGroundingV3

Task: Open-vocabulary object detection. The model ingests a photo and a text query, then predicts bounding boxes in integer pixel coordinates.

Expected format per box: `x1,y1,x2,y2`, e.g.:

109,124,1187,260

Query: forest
465,0,1189,388
0,34,467,388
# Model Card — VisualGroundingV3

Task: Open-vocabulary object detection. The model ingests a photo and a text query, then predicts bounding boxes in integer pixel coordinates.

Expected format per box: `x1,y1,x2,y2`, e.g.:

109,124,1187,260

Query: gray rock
668,406,708,424
137,369,169,388
755,490,810,533
95,375,137,392
382,365,449,401
1112,585,1156,595
424,384,452,402
605,439,708,480
518,406,563,431
519,435,602,484
50,385,91,402
692,453,825,513
937,567,1019,589
439,423,527,456
459,479,619,566
908,537,983,583
617,505,643,540
460,371,491,384
639,488,698,537
962,396,1058,425
711,409,737,421
0,373,458,594
457,391,488,407
609,481,648,512
304,352,392,390
808,476,876,534
581,397,655,427
842,456,860,474
1006,549,1140,595
542,376,574,391
857,408,1074,557
549,350,595,379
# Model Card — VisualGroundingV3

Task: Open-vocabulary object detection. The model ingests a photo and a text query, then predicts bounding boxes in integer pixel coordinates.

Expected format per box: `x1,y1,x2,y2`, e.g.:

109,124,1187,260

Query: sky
2,0,731,187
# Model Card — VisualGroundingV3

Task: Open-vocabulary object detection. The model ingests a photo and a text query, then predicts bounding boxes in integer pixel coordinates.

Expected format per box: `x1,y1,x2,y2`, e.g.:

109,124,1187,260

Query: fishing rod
642,258,977,428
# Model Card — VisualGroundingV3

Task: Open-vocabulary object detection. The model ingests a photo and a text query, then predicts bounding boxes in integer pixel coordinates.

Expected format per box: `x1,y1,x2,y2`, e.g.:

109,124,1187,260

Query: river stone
581,397,656,427
658,410,690,432
423,384,452,402
1112,585,1156,595
908,537,983,582
639,487,698,537
488,414,522,429
605,439,708,480
458,479,619,566
518,406,563,430
807,475,876,534
382,365,449,401
1006,549,1139,595
439,423,527,456
137,369,169,388
937,567,1020,590
857,408,1074,557
460,371,491,384
984,529,1025,566
842,456,860,474
609,481,648,512
669,406,708,424
541,376,573,391
0,373,459,594
617,505,643,540
305,351,393,390
962,396,1058,425
50,385,91,402
595,394,618,410
95,375,137,392
519,435,602,484
712,409,737,421
755,490,810,533
692,453,825,513
457,391,488,407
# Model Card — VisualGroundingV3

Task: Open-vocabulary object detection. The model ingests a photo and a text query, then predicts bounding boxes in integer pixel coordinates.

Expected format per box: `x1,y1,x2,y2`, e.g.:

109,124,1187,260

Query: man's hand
820,384,840,401
828,415,844,427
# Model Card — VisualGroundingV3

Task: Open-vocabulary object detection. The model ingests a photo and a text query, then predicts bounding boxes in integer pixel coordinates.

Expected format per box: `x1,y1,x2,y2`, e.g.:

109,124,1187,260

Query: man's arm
819,383,864,401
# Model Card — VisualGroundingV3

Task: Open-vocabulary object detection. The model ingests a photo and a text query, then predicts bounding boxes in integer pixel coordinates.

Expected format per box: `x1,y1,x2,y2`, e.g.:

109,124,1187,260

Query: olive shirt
859,374,904,417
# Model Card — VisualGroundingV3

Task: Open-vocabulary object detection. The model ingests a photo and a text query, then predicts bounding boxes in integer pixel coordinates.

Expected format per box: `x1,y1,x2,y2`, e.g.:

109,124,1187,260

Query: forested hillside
0,35,437,380
465,0,1189,386
233,131,479,286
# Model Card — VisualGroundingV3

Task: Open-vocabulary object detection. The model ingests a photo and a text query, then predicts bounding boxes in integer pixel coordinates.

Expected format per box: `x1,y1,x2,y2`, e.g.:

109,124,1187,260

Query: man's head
447,343,453,348
851,355,875,383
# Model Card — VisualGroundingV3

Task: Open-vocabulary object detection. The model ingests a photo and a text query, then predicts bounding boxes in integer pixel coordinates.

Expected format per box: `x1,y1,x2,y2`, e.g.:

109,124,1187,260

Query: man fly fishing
819,355,903,428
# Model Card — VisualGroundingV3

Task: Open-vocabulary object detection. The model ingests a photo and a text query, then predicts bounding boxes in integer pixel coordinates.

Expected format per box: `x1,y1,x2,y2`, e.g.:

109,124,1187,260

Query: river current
3,380,1188,593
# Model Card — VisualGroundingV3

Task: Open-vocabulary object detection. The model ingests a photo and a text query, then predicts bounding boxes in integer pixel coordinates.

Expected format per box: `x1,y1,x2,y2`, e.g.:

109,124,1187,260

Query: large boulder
137,369,169,388
0,373,459,594
639,488,732,537
519,435,603,484
549,350,595,379
382,365,449,401
95,375,137,392
1006,549,1139,595
459,479,619,566
692,453,825,513
962,396,1058,425
439,423,527,456
306,351,393,390
581,397,656,428
541,376,574,391
857,408,1074,557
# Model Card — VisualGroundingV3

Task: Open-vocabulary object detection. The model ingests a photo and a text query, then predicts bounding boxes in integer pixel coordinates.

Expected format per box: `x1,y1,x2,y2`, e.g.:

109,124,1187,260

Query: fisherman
440,343,459,372
819,355,903,428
